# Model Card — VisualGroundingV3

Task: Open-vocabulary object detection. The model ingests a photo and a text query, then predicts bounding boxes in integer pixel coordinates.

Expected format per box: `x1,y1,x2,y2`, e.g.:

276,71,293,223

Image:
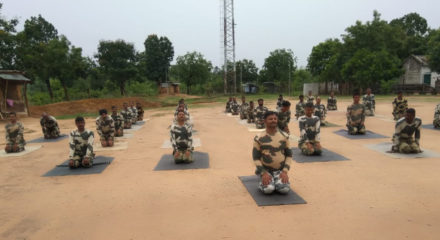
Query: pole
240,64,243,93
288,63,291,96
232,0,236,95
223,0,228,95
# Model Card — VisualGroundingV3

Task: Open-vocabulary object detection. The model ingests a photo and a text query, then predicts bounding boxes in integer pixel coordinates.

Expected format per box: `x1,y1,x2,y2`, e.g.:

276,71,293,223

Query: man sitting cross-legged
252,111,292,195
346,91,366,135
171,110,194,163
299,102,322,156
391,108,422,154
4,112,26,153
69,116,95,168
111,106,124,137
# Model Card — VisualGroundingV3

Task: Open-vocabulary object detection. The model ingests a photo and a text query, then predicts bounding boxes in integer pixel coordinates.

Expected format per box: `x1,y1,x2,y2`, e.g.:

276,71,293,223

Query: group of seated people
170,99,193,164
295,91,330,126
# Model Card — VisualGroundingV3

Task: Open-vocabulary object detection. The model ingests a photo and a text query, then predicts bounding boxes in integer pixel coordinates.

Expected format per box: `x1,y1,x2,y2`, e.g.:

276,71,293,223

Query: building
159,82,180,95
242,83,258,94
397,55,440,93
0,70,31,118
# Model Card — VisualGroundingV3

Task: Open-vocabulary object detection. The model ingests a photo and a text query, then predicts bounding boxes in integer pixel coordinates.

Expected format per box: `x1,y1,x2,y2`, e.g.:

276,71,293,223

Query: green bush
380,78,398,94
126,81,158,96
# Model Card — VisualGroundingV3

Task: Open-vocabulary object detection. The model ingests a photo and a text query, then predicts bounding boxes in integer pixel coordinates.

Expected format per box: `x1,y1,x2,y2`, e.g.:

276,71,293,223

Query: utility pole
220,0,237,95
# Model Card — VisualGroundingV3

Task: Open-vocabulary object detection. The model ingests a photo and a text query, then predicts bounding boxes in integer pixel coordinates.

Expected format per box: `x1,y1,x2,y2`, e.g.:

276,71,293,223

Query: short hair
406,108,415,115
257,98,263,102
177,110,185,115
8,111,16,117
111,105,117,109
279,94,283,97
249,101,254,104
263,111,277,120
353,90,360,97
75,116,85,123
305,102,314,108
299,95,304,98
99,109,107,115
282,100,291,107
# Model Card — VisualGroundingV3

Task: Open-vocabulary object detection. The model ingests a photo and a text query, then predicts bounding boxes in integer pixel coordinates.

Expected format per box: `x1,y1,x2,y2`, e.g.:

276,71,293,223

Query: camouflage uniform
346,103,366,135
252,129,292,194
392,117,422,153
307,95,315,103
327,96,337,110
295,101,306,119
130,106,138,124
314,103,327,126
170,123,193,163
69,129,94,168
225,101,233,113
5,122,26,152
174,109,190,123
298,115,322,155
40,116,60,139
277,110,291,132
392,97,408,121
247,106,256,123
254,105,269,129
96,116,115,142
240,102,249,120
276,99,283,111
111,113,125,137
362,94,375,116
231,101,240,115
137,106,144,121
433,104,440,128
120,109,133,129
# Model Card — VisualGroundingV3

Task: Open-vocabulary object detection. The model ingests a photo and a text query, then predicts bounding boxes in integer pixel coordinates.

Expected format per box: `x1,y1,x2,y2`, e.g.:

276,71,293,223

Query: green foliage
427,29,440,73
259,49,296,92
141,34,174,83
126,81,158,96
292,69,315,91
0,3,19,69
380,78,399,94
172,51,212,94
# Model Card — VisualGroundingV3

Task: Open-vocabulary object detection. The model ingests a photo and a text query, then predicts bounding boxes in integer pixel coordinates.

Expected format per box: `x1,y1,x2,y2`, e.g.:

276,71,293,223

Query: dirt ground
0,97,439,240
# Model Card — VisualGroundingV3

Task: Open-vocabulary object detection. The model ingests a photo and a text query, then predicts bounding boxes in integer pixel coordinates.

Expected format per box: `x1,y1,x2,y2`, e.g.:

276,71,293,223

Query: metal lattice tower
220,0,236,94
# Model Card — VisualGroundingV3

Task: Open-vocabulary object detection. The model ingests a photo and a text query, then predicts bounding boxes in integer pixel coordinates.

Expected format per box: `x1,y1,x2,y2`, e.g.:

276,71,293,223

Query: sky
1,0,440,69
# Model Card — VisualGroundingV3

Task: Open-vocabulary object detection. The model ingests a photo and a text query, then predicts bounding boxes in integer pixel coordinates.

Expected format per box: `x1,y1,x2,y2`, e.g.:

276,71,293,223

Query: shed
262,82,279,94
242,83,258,94
397,55,440,93
159,82,180,95
0,70,31,118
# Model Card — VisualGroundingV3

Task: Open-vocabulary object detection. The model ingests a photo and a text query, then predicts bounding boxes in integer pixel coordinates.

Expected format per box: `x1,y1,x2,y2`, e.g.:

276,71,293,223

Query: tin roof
0,70,31,82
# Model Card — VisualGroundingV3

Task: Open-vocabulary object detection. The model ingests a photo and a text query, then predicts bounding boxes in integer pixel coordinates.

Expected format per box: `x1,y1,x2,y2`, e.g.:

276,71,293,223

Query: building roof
411,55,429,66
0,70,31,82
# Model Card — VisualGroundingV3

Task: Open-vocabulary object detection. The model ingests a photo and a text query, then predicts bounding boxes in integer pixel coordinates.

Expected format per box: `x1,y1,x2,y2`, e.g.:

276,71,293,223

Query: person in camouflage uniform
276,94,283,111
295,95,306,119
130,102,138,124
327,91,337,111
391,108,422,154
314,97,327,126
239,96,249,120
4,112,26,153
121,102,133,129
298,103,322,155
225,97,233,113
247,101,256,123
69,116,94,168
177,99,188,111
346,91,366,135
170,110,194,163
433,103,440,128
252,111,292,195
230,97,240,115
111,106,124,137
392,91,408,121
277,100,291,133
306,90,315,103
174,105,190,123
96,109,115,147
362,88,375,116
40,112,60,139
255,99,269,129
136,102,144,121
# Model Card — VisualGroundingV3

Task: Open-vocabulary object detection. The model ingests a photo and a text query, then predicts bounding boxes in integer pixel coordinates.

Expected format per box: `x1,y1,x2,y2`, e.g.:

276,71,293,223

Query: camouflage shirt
392,97,408,115
435,104,440,119
240,102,249,112
170,122,193,152
5,122,25,145
362,94,375,110
40,116,58,130
137,106,144,116
392,117,422,146
298,115,321,144
69,129,94,158
111,113,125,130
247,106,255,118
277,110,291,130
252,129,292,175
307,95,315,103
327,96,337,108
96,116,115,136
231,101,240,113
314,104,327,121
254,105,269,121
295,101,306,118
346,103,366,126
130,107,138,119
120,108,133,122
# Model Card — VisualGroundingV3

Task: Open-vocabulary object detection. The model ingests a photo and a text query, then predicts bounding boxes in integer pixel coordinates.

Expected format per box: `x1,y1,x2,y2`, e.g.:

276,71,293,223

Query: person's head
263,111,278,129
299,95,304,101
397,91,403,99
177,106,184,112
99,109,108,118
8,112,17,123
123,102,128,109
41,112,49,119
353,90,360,103
179,103,185,109
241,96,246,102
75,116,85,130
136,102,141,107
366,88,372,94
305,102,314,117
249,101,254,107
228,97,232,101
278,94,283,100
179,98,185,104
281,100,291,112
257,98,264,106
111,105,117,113
177,110,186,122
316,96,321,104
330,91,334,97
405,108,416,123
233,97,237,102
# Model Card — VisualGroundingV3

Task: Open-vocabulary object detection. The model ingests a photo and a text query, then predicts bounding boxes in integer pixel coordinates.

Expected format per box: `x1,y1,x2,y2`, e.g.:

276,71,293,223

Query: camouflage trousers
131,117,137,124
115,127,124,137
124,121,132,129
347,123,366,135
255,119,265,129
434,118,440,128
43,127,60,139
393,112,405,121
259,170,290,195
225,107,231,113
70,154,95,168
299,141,322,156
5,140,25,153
393,138,421,154
365,108,375,116
173,150,193,164
240,111,248,120
247,113,255,123
327,105,337,111
100,134,114,142
137,113,144,121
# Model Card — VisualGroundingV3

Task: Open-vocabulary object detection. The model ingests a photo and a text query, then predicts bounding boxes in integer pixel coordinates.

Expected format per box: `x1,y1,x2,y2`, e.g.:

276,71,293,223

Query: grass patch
56,112,97,120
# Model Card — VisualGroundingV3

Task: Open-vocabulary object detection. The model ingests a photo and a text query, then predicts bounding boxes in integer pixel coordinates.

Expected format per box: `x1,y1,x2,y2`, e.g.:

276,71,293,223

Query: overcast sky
2,0,440,69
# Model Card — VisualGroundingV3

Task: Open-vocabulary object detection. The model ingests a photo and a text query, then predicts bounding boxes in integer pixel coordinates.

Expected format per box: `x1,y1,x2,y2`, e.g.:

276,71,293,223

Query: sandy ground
0,97,440,240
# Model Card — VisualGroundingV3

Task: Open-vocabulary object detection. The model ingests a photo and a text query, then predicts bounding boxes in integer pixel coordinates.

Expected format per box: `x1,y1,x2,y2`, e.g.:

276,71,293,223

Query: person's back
362,89,375,116
5,121,26,153
171,111,194,163
40,114,60,139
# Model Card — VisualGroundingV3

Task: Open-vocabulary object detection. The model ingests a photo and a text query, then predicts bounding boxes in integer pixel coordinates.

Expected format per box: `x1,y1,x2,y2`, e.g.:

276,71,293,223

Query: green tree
142,34,174,84
0,3,19,69
95,40,137,96
390,13,430,56
260,49,296,92
173,52,212,94
427,29,440,73
235,59,259,84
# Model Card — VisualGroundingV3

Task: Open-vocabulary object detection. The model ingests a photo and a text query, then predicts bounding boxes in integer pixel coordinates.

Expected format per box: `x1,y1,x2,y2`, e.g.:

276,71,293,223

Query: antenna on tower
220,0,236,94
